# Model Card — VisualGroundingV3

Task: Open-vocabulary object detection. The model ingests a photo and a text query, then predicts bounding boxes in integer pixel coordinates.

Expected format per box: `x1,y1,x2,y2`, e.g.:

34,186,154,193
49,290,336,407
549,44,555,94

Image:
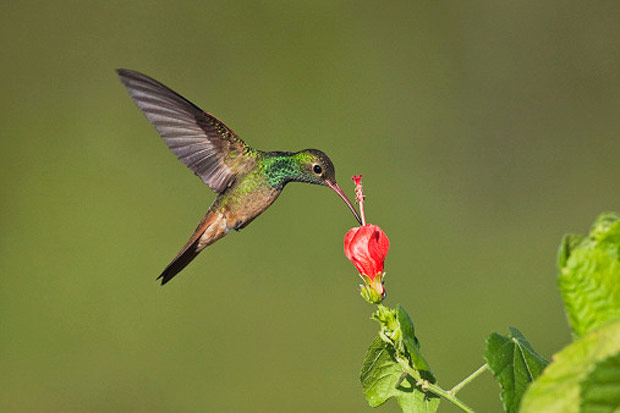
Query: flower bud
344,224,390,303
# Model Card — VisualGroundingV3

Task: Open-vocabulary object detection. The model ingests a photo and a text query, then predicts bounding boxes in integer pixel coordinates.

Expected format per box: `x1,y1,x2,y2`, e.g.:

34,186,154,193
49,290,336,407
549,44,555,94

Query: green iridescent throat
261,152,314,189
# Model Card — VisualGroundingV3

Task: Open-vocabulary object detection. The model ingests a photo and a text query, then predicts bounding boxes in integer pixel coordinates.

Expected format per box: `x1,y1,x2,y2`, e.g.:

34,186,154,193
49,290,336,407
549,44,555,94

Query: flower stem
375,323,477,413
393,354,475,413
449,364,489,395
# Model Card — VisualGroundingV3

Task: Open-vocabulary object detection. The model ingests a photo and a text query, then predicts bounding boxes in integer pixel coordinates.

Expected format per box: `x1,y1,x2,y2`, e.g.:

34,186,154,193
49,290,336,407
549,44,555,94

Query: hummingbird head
295,149,362,224
294,149,337,186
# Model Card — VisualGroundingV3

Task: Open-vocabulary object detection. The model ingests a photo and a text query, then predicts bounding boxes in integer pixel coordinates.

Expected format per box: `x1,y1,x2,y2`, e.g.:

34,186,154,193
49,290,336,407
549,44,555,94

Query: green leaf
396,305,435,382
360,336,440,412
558,233,585,269
520,318,620,413
558,212,620,338
484,327,549,413
581,352,620,412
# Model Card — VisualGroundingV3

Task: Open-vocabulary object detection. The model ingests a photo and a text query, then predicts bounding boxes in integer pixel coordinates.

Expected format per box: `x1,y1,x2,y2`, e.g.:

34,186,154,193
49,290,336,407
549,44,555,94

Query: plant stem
393,354,475,413
449,364,489,395
373,309,477,412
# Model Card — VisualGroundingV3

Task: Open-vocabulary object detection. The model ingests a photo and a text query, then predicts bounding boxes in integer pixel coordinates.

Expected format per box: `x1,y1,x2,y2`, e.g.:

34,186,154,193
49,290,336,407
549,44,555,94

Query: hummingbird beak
325,180,363,225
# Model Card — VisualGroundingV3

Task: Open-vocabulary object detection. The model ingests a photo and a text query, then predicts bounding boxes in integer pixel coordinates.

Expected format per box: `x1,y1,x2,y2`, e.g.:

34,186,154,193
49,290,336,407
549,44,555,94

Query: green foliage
360,337,440,412
484,327,549,413
395,305,434,379
581,352,620,413
518,212,620,412
361,305,438,412
558,212,620,338
520,318,620,413
360,212,620,412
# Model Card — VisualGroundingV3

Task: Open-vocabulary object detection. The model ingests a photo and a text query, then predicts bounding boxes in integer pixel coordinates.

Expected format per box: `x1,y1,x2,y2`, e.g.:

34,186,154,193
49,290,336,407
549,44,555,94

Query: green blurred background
1,1,618,412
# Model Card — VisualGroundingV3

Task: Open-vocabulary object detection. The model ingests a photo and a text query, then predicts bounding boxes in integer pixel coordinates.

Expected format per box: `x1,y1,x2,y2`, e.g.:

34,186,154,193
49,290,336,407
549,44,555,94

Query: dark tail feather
157,236,202,285
156,210,229,285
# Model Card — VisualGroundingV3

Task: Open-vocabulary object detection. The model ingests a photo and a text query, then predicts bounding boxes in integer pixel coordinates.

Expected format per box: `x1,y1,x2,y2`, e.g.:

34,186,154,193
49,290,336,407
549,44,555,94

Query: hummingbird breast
213,171,283,233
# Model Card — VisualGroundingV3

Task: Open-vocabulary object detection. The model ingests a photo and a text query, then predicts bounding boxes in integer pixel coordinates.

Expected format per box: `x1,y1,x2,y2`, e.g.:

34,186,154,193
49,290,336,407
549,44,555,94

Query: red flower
345,224,390,276
344,224,390,302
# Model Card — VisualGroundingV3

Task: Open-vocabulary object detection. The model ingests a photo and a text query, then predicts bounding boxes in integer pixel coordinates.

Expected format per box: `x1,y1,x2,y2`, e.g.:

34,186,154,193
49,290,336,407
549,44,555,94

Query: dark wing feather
116,68,250,193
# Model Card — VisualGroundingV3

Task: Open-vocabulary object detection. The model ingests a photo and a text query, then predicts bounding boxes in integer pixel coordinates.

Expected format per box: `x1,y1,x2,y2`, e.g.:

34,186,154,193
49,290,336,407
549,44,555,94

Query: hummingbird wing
117,69,252,193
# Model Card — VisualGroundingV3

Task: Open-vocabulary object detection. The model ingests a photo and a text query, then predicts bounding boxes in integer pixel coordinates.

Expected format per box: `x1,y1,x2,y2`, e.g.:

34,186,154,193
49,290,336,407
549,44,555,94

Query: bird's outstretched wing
117,69,252,193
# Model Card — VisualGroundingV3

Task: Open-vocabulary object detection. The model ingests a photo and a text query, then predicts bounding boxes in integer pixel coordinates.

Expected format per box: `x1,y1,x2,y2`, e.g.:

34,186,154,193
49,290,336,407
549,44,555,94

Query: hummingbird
116,69,361,285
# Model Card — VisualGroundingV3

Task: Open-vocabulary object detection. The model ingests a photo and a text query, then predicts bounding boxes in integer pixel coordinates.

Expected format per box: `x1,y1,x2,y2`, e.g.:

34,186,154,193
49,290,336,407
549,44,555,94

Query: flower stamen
352,175,366,226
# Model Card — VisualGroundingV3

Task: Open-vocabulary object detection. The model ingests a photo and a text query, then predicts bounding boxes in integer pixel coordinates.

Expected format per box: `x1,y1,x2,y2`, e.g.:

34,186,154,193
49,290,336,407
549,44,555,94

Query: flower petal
344,224,389,279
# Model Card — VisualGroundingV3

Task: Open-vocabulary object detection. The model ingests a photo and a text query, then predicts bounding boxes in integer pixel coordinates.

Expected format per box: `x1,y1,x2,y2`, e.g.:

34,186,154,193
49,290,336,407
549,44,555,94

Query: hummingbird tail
157,238,202,285
157,211,229,285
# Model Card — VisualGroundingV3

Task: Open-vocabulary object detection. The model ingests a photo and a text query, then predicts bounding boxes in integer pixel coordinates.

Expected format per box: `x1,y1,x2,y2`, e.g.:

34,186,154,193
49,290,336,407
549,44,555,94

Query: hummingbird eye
313,164,322,175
